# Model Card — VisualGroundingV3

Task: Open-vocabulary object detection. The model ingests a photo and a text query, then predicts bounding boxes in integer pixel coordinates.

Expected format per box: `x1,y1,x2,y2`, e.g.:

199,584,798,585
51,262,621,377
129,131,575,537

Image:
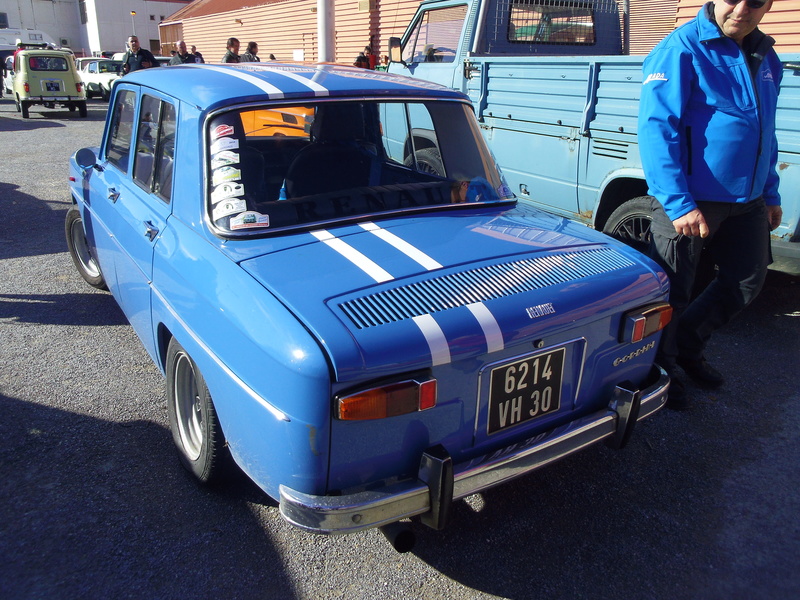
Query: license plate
487,347,565,434
45,81,61,91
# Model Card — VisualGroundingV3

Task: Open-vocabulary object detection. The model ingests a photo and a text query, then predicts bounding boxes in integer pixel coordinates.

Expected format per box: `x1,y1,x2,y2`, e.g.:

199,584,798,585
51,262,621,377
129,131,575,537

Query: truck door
387,2,470,91
88,85,176,358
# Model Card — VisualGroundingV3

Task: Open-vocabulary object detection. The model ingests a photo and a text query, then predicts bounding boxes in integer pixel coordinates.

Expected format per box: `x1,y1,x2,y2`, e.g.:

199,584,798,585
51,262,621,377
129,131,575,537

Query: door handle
143,221,159,242
107,187,120,203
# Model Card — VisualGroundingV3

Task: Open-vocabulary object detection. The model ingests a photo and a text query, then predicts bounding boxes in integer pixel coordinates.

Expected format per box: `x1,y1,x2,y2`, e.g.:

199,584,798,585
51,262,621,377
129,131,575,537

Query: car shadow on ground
0,98,107,128
406,271,800,599
0,291,129,327
0,391,296,598
0,182,68,260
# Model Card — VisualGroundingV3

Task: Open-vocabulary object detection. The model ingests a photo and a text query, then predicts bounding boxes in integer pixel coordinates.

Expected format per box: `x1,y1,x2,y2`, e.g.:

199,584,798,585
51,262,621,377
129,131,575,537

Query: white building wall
0,0,189,57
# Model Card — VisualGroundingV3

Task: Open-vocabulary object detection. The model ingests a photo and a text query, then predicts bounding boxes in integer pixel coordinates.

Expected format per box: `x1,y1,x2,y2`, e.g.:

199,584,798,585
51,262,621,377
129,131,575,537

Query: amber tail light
620,303,672,343
337,379,437,420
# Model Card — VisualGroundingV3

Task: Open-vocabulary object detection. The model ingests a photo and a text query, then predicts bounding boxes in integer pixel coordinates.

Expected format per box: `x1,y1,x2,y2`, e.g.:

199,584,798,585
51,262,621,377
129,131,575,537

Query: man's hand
767,205,783,231
672,208,710,238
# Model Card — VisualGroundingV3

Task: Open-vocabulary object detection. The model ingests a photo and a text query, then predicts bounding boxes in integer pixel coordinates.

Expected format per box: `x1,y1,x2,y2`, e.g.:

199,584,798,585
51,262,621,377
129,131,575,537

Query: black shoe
665,374,689,411
676,357,724,387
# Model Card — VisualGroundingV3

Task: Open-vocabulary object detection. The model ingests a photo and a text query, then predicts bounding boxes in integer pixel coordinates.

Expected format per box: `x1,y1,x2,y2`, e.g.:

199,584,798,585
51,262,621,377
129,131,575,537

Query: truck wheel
20,100,30,119
603,196,653,253
166,338,234,485
77,101,88,118
405,147,445,177
65,207,107,289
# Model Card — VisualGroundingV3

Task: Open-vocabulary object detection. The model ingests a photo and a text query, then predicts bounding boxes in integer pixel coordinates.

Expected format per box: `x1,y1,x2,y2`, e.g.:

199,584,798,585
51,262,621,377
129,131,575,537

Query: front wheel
404,147,445,177
166,339,234,484
65,206,107,289
602,196,654,254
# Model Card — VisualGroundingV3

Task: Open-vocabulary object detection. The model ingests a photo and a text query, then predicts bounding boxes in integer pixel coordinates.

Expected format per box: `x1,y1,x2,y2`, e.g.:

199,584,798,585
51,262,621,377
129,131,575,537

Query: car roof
18,48,74,56
121,63,468,111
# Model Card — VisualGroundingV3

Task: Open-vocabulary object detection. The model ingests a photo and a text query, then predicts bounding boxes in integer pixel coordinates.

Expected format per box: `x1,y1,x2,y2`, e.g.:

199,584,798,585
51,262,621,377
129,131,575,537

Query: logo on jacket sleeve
643,72,668,84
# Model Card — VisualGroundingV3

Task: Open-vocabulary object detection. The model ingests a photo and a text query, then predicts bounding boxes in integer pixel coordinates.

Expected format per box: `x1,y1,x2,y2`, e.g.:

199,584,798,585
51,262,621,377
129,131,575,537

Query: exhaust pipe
379,521,416,553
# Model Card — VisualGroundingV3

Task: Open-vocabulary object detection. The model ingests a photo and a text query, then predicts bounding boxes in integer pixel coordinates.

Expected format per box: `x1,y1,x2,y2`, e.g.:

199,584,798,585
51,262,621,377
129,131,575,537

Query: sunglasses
722,0,767,8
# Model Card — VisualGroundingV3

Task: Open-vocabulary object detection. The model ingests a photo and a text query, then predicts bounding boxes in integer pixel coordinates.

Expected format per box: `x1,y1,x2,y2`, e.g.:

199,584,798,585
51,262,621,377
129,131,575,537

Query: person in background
241,41,260,62
191,45,204,63
638,0,782,410
122,35,158,74
221,38,240,63
353,46,371,69
169,41,196,65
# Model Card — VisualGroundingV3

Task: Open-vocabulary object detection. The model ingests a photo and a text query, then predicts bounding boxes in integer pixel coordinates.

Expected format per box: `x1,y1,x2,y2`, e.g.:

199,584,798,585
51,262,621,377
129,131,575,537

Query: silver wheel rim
70,218,102,279
173,352,203,461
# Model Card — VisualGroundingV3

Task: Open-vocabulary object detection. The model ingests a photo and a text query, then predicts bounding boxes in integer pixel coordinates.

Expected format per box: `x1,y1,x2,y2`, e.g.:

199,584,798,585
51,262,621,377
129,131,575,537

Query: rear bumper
279,364,669,534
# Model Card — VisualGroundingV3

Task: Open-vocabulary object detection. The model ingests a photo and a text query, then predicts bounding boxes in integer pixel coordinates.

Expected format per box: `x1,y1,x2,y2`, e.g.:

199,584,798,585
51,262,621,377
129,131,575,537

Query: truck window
508,0,596,45
403,4,468,64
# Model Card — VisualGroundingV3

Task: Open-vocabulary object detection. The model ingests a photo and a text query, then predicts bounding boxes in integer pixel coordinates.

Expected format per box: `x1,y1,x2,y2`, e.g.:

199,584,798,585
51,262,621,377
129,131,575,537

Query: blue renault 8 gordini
67,63,671,547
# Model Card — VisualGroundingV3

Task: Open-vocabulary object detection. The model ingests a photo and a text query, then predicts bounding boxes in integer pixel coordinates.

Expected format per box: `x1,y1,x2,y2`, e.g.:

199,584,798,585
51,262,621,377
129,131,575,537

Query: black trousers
648,196,772,371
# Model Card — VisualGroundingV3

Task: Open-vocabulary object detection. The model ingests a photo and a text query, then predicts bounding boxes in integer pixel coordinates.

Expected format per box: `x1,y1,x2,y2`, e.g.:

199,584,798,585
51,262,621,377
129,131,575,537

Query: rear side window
106,89,137,172
133,94,177,202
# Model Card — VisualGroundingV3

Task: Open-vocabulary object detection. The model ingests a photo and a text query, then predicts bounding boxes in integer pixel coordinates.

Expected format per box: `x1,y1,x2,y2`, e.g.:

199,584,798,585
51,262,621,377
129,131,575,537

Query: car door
89,84,176,358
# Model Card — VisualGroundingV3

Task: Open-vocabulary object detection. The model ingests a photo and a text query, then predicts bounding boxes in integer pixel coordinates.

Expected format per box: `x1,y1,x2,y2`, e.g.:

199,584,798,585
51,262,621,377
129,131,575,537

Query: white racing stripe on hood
311,229,393,283
359,222,442,271
412,315,451,366
467,302,504,353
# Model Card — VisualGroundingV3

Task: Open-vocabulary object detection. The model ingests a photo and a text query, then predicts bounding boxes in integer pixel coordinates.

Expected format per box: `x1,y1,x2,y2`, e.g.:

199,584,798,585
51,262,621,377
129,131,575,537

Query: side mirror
388,37,404,66
76,147,99,171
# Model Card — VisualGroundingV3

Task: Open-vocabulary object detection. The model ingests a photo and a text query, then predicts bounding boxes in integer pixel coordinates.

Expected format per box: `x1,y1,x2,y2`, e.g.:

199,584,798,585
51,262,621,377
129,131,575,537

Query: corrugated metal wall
173,0,422,64
629,0,678,55
678,0,800,53
170,0,800,63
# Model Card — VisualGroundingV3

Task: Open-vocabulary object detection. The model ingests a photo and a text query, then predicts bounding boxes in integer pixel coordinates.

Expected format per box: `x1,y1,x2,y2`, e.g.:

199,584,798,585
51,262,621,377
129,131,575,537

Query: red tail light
24,82,30,92
337,378,437,420
621,303,672,343
76,82,83,92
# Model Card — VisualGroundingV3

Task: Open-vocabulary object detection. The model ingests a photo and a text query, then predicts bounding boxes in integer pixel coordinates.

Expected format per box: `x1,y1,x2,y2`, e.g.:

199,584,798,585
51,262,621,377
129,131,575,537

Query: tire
14,94,20,112
166,338,234,484
77,101,87,118
404,147,445,177
100,86,110,101
65,207,107,289
602,196,654,254
20,100,30,119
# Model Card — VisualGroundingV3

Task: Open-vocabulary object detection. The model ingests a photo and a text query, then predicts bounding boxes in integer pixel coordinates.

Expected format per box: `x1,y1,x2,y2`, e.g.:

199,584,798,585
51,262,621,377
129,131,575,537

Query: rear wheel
14,94,21,112
20,100,30,119
166,338,234,484
77,101,87,118
65,207,106,289
404,147,445,177
602,196,653,253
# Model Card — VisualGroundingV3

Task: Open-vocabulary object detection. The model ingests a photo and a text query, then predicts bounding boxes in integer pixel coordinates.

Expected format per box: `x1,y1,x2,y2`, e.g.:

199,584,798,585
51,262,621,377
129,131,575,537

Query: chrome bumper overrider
280,364,669,534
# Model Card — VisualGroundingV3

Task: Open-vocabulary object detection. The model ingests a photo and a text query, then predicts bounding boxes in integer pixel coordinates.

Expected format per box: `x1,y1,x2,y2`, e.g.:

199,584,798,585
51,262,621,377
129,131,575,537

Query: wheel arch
593,173,649,230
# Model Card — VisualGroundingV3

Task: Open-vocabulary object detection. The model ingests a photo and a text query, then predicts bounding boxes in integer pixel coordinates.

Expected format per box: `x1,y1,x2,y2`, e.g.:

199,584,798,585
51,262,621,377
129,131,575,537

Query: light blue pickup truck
387,0,800,275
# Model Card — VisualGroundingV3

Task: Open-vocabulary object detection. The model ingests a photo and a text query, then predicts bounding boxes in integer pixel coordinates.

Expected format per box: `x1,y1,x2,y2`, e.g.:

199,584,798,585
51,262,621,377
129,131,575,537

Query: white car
3,55,14,94
79,58,121,100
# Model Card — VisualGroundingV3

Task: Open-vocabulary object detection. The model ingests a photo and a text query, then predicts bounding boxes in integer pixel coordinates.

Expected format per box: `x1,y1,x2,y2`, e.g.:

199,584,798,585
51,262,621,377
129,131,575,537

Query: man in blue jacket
638,0,782,410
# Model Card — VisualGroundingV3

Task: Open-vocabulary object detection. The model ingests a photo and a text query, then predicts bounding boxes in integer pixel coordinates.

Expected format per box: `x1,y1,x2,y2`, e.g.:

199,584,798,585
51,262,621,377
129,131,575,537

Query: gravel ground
1,97,799,600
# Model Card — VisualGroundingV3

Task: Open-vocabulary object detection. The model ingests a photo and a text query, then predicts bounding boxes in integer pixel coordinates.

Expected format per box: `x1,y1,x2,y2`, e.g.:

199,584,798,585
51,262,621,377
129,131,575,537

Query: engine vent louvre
339,247,635,329
591,139,629,160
